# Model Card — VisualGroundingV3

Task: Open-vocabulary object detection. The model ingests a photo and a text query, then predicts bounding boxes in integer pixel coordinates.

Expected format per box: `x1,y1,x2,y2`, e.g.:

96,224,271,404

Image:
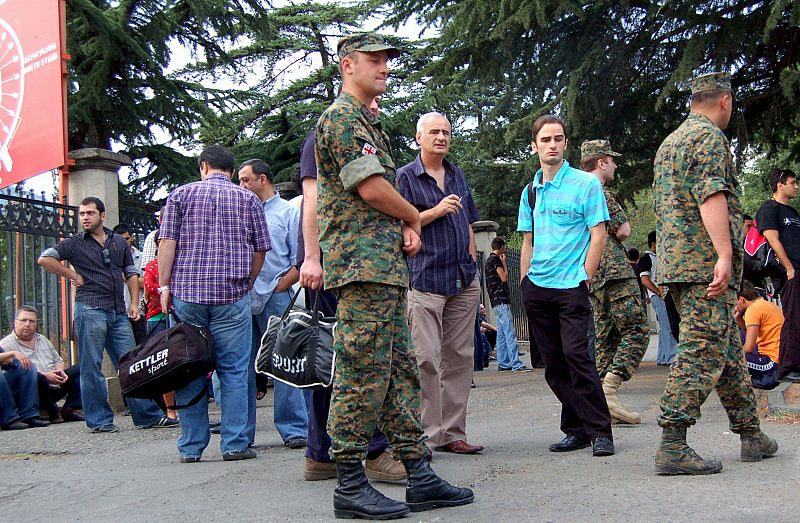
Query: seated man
735,280,784,365
0,306,84,423
0,347,48,430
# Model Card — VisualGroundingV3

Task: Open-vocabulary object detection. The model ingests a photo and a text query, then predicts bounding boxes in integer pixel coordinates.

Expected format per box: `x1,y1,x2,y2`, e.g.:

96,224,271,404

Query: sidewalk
2,356,798,522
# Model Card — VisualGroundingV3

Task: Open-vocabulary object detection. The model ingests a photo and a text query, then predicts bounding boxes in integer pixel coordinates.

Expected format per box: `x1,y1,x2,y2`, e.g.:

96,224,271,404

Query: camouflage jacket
653,112,743,291
315,92,408,291
590,186,636,293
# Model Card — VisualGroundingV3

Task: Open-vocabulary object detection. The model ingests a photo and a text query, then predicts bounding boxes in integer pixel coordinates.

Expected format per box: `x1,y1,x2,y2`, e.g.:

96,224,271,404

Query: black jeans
36,364,82,418
521,278,612,440
778,276,800,375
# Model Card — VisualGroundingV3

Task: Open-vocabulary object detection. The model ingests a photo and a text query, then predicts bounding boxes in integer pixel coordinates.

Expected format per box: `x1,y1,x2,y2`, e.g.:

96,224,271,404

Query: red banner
0,0,66,188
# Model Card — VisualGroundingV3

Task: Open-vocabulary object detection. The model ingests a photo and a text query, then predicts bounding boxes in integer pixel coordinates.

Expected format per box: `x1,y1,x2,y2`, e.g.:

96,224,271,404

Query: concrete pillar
67,148,131,413
67,148,131,228
472,221,499,324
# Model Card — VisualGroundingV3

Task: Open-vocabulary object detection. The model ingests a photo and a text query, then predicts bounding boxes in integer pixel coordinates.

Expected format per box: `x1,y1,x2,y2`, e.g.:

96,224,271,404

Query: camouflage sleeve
318,110,385,192
604,188,627,236
690,130,730,205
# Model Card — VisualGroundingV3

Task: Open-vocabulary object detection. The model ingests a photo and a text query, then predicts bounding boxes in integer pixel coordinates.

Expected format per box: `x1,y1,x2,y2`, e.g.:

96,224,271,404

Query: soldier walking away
580,140,649,425
315,33,474,519
652,71,777,475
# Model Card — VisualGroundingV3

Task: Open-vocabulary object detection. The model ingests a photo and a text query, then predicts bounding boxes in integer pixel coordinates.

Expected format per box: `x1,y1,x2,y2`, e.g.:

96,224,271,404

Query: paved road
2,362,798,522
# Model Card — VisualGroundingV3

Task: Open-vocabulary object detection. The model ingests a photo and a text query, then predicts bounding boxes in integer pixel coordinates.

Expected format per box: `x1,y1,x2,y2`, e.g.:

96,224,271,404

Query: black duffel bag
118,313,215,408
255,288,336,389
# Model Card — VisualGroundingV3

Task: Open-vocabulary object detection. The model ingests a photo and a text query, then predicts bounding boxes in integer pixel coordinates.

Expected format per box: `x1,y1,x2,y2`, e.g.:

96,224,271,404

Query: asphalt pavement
2,349,798,522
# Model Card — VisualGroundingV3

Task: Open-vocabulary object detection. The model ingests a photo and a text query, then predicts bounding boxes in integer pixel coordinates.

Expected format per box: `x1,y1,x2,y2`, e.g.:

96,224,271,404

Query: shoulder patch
362,142,377,155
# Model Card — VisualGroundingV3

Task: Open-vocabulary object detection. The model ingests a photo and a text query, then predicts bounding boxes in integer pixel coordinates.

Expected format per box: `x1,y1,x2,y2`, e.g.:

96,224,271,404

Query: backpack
744,214,784,280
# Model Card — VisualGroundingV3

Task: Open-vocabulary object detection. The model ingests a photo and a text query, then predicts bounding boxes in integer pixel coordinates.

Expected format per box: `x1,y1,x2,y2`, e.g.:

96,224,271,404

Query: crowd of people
0,31,795,520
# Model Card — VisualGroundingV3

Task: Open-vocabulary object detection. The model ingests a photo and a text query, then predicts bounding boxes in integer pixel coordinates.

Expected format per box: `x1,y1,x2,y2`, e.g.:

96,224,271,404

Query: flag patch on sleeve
362,142,377,155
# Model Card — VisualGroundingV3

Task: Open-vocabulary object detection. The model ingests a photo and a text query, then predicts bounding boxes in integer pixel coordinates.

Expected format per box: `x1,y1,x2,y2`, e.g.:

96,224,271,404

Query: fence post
68,147,131,412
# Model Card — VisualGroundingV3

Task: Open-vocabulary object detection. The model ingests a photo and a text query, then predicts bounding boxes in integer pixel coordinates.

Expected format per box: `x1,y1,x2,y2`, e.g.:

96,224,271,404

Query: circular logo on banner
0,18,24,177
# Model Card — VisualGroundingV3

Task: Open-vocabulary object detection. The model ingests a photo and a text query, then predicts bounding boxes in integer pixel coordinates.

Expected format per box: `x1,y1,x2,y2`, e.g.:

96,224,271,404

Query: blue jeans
250,290,310,444
651,295,677,365
0,358,39,425
172,295,251,458
74,302,164,429
494,303,524,370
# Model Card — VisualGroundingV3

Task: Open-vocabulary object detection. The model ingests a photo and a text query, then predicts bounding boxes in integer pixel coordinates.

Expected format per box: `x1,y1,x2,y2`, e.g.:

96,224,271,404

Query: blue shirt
251,193,300,313
517,161,609,289
397,154,480,296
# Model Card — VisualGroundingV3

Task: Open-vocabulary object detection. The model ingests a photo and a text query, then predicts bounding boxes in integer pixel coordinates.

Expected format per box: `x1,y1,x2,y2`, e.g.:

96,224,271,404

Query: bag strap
527,180,537,247
140,315,166,344
280,287,303,321
165,377,210,410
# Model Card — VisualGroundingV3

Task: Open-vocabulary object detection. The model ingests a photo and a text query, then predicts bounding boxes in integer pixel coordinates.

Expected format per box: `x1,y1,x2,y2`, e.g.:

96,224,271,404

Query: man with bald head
398,112,484,456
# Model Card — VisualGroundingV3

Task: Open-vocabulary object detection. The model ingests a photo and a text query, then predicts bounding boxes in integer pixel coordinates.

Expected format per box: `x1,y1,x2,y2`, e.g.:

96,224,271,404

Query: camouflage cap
337,33,401,60
580,139,622,160
691,72,732,95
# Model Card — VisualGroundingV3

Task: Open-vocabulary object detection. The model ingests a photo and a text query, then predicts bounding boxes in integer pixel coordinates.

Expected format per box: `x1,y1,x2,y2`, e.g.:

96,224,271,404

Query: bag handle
165,377,210,410
280,287,304,321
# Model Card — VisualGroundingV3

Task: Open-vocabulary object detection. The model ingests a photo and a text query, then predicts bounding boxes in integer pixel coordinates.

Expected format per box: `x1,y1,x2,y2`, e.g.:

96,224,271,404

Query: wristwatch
157,285,171,294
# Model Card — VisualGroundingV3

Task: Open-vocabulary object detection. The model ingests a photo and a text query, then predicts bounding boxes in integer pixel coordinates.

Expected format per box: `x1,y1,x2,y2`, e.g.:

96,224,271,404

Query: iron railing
0,189,77,359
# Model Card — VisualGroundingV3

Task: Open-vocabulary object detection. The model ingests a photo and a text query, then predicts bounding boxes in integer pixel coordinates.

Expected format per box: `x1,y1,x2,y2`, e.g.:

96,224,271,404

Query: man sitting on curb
735,280,784,366
1,306,84,423
0,347,49,430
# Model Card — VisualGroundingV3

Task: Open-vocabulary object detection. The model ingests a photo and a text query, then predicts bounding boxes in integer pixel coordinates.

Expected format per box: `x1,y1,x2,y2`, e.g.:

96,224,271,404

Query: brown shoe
61,407,85,423
365,450,407,483
303,457,337,481
435,440,484,454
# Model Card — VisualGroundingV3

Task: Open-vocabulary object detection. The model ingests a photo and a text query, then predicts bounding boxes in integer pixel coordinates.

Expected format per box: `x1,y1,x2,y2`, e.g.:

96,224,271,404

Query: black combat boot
403,458,475,512
333,461,409,520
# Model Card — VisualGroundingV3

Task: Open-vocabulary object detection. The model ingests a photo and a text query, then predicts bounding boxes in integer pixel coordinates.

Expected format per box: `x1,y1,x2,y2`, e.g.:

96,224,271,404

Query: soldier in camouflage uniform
315,33,473,519
581,140,649,425
653,71,778,475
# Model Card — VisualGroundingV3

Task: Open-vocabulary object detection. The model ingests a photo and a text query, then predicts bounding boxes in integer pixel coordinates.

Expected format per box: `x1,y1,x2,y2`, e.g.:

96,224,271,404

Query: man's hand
300,258,324,290
401,223,422,257
160,289,172,316
10,351,32,370
706,257,732,298
788,268,795,280
434,194,463,218
128,301,141,321
44,370,67,385
73,273,85,288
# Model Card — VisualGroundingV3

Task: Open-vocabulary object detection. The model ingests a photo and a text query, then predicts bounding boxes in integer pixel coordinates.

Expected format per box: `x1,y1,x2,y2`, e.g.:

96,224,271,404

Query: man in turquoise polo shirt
517,114,614,457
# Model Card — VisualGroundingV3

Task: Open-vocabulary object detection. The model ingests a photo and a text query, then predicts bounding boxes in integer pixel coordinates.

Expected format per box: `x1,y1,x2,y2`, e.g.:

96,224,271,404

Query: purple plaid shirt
160,173,271,305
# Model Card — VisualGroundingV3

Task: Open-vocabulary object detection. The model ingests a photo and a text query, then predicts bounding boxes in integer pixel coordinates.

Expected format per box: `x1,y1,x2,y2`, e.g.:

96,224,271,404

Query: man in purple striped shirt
158,145,271,463
397,112,484,455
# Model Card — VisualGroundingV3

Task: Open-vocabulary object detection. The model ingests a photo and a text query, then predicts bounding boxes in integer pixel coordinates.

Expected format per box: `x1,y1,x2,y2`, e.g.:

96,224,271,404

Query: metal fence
0,189,77,359
119,199,160,249
477,247,529,342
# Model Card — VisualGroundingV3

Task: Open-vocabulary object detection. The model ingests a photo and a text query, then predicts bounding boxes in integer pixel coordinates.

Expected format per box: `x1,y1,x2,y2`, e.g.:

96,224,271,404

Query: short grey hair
15,305,38,319
416,112,450,134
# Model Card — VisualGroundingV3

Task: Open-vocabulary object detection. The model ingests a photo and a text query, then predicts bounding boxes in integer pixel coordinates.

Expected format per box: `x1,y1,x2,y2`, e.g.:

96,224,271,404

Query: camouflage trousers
328,282,427,463
590,278,649,381
658,283,759,432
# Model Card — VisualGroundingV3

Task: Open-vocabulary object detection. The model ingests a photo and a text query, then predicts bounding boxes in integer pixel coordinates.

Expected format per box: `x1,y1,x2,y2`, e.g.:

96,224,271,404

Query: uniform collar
338,92,380,125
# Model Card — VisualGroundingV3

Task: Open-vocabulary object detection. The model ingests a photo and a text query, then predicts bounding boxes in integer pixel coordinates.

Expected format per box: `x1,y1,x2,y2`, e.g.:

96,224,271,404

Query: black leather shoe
592,436,615,456
781,371,800,383
222,448,257,461
1,420,28,430
403,458,475,512
549,434,590,452
333,461,409,519
23,417,50,428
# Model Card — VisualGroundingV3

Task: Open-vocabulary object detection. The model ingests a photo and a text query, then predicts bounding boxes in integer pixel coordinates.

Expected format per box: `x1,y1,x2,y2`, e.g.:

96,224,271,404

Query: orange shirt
743,298,784,363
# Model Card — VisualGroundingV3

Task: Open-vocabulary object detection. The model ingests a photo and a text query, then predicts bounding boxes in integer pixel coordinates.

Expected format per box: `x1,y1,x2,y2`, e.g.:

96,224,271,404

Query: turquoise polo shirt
517,161,609,289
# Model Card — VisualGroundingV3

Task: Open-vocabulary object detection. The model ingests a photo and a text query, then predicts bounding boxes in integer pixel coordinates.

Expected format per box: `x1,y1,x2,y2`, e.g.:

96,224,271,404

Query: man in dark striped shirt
39,197,168,433
398,112,484,455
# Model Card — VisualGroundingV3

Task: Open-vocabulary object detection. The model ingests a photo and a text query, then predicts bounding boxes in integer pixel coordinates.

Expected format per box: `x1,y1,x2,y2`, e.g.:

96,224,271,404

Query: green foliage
625,187,657,252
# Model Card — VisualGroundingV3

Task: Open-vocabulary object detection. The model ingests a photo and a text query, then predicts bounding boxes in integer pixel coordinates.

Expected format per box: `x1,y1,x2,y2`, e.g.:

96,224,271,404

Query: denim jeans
0,358,39,425
494,303,524,370
173,295,251,458
250,290,310,444
73,302,164,429
650,295,677,365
